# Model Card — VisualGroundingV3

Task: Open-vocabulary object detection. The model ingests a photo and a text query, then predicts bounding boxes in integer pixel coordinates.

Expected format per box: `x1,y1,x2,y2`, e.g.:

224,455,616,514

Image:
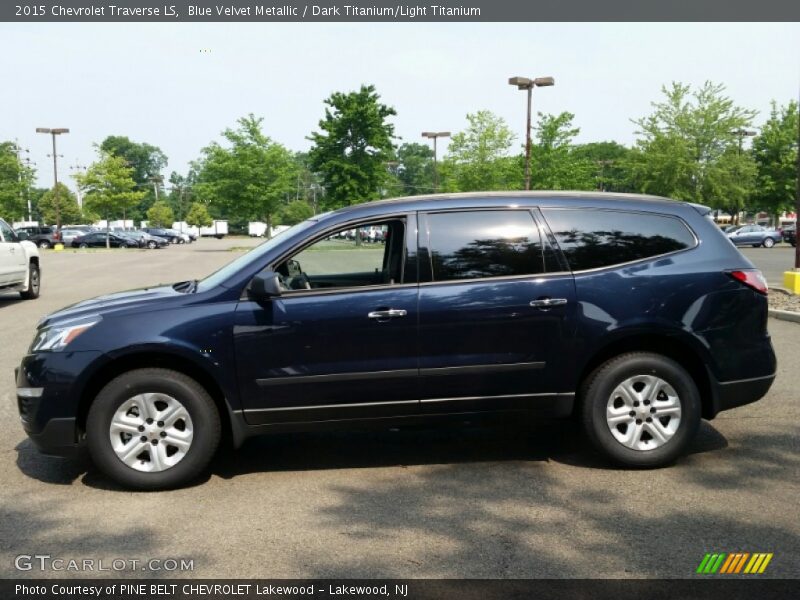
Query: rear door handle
530,298,568,308
368,309,408,320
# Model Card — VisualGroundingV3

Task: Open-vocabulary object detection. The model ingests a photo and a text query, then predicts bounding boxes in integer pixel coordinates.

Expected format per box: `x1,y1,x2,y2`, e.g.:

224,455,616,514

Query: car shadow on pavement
15,419,730,491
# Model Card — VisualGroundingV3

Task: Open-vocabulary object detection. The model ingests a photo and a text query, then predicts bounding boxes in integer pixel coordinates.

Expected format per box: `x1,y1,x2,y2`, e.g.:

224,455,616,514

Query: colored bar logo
696,552,773,574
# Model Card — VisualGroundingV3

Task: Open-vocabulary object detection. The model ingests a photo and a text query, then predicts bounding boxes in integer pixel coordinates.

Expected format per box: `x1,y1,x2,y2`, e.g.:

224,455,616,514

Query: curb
769,309,800,324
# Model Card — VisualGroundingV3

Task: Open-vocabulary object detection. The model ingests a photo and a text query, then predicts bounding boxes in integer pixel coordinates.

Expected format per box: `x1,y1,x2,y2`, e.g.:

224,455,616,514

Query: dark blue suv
16,192,776,489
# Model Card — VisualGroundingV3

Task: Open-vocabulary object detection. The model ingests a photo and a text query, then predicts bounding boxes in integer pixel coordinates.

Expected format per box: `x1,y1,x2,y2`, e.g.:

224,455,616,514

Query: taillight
727,270,768,295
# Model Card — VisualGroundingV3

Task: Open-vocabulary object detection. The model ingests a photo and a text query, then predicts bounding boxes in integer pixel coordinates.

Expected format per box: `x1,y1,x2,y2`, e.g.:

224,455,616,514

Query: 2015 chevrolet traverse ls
16,192,776,489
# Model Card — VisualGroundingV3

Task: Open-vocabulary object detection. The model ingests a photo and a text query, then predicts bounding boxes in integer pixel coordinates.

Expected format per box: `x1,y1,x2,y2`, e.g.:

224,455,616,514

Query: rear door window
424,210,545,281
542,208,696,272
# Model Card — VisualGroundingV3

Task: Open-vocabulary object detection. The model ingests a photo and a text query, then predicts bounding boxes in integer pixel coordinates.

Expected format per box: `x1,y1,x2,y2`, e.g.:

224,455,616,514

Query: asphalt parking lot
1,239,798,579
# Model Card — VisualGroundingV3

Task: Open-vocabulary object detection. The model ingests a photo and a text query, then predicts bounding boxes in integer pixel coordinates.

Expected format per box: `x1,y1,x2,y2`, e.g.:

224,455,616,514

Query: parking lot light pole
421,131,450,192
509,76,554,191
36,127,69,230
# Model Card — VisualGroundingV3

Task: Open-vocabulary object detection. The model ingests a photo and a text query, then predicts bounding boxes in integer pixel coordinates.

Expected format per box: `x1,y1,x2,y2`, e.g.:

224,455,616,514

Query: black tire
171,237,179,244
762,237,775,248
147,240,157,249
79,243,89,249
87,368,221,490
580,352,701,468
38,240,50,249
19,262,40,300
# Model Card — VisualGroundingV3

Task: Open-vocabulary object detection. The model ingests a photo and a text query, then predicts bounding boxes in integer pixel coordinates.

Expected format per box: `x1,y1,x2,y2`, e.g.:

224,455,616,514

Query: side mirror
16,231,28,241
249,270,282,299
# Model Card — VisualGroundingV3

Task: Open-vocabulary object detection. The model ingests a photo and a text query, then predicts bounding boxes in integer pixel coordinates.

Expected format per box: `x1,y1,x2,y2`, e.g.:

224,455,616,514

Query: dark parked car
16,192,776,489
116,230,169,249
726,224,782,248
782,225,796,247
143,228,183,244
14,225,60,249
71,232,140,249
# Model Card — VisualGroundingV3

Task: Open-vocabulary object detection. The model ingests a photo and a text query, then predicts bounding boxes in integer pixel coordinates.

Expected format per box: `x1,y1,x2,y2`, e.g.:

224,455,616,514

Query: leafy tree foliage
751,101,799,221
529,112,594,190
76,153,145,245
37,183,82,225
627,82,757,214
571,141,634,192
278,200,315,225
308,84,397,208
147,201,175,228
100,136,168,218
185,201,213,228
0,141,36,221
195,114,297,229
395,142,435,195
441,110,519,191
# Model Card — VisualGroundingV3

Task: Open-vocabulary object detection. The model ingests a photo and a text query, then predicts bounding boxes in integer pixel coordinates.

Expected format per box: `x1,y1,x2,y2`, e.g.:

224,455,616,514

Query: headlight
30,317,101,352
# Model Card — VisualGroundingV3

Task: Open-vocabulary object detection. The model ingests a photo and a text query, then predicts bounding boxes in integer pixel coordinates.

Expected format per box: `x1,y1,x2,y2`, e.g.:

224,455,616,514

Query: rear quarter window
541,208,697,271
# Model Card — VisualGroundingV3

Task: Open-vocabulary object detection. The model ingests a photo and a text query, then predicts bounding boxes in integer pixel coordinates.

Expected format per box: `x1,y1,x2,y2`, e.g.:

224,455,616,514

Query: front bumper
16,350,103,457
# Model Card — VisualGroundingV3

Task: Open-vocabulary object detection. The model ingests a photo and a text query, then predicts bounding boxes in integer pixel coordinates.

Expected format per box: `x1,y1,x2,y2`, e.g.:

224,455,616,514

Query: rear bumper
708,372,775,419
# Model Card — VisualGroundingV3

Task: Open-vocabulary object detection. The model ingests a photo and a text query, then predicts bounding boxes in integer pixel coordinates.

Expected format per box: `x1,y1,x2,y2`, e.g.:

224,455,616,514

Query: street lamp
421,131,450,192
36,127,69,230
508,76,555,190
70,163,87,209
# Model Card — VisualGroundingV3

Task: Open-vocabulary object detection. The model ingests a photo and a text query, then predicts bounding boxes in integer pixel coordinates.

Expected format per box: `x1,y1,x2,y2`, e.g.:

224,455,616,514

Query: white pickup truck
0,217,40,300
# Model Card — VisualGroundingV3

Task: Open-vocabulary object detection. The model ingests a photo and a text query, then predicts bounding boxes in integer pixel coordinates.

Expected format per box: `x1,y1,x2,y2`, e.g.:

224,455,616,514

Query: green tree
628,81,757,215
278,200,314,225
100,135,168,218
308,84,397,209
529,112,594,190
441,110,519,192
76,153,145,247
571,141,634,192
37,183,82,225
147,201,175,228
751,100,799,223
0,142,36,221
195,114,297,231
395,142,435,195
185,201,212,228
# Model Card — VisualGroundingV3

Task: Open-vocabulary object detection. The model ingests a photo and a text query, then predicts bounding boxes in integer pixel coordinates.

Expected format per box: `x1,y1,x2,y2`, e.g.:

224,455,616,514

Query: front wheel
87,369,221,490
581,352,701,468
20,262,40,300
38,240,50,249
762,237,775,248
147,240,157,249
79,243,89,249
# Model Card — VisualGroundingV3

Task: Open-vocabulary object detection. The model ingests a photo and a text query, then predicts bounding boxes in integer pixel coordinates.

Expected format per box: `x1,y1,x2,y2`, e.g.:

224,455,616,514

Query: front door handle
530,298,568,309
368,309,408,320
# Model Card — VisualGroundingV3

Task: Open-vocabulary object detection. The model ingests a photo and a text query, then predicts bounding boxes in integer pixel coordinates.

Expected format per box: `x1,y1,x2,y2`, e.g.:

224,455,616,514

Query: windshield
196,219,317,292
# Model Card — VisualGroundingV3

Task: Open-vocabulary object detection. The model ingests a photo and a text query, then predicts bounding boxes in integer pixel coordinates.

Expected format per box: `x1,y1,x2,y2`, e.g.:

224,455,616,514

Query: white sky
2,22,799,190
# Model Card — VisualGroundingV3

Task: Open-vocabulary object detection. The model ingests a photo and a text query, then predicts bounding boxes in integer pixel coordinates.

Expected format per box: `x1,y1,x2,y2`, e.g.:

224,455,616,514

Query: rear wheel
581,352,701,468
19,262,40,300
87,368,221,490
38,240,50,249
762,237,775,248
79,243,89,249
147,240,157,249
